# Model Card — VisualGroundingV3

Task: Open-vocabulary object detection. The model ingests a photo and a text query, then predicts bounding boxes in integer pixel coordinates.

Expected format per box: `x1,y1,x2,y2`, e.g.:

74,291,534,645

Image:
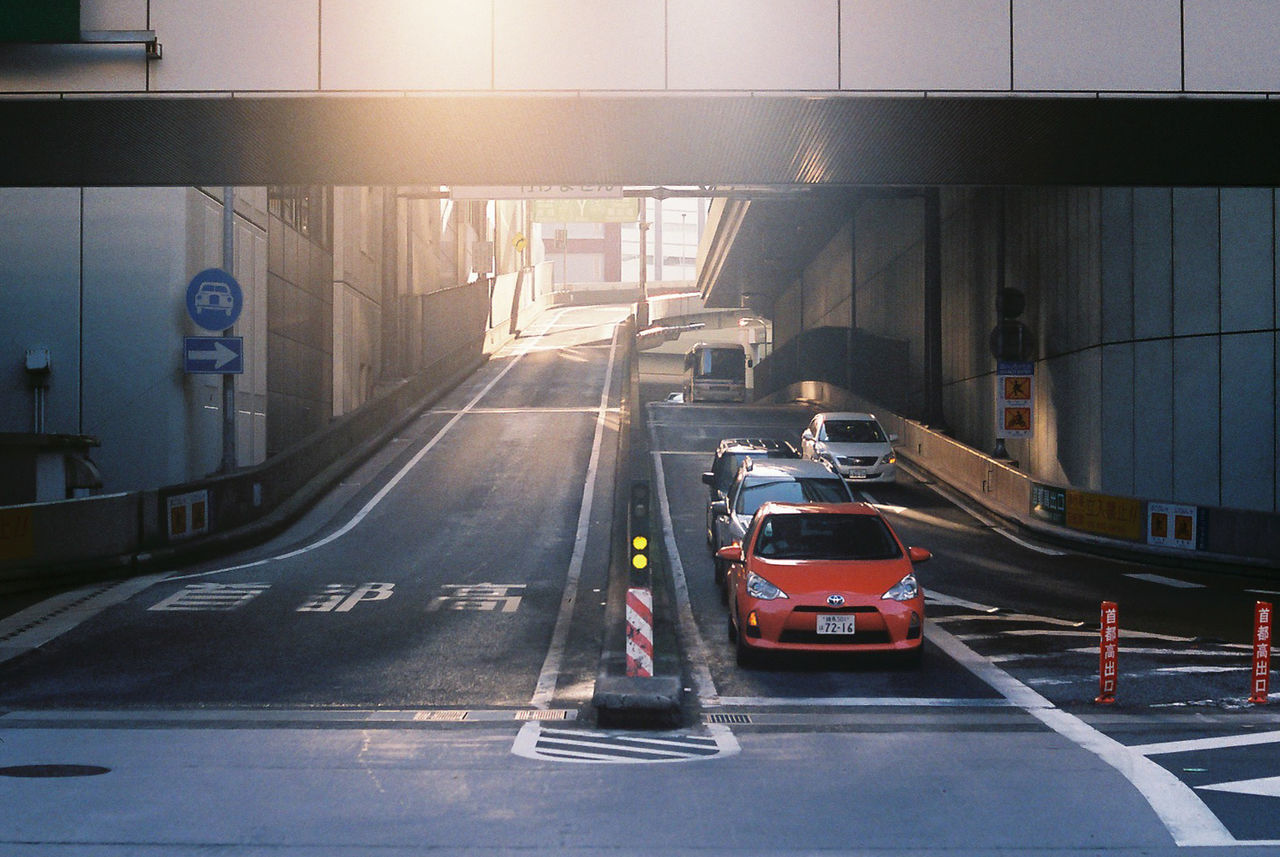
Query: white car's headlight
881,573,919,602
746,571,789,601
880,451,896,465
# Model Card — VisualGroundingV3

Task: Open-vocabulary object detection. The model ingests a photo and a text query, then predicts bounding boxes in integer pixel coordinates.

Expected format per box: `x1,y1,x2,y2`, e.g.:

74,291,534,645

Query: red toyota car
717,501,931,668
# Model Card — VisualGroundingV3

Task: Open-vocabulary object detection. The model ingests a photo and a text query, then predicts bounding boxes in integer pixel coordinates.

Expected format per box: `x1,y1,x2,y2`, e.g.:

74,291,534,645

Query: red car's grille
779,630,892,645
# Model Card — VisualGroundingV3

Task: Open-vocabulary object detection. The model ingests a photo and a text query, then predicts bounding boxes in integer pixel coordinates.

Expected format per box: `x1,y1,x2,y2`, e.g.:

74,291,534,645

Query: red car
717,501,931,667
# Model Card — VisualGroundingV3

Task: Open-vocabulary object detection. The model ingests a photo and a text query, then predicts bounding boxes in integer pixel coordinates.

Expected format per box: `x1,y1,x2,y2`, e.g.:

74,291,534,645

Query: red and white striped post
625,587,654,678
1096,601,1118,704
1250,601,1272,705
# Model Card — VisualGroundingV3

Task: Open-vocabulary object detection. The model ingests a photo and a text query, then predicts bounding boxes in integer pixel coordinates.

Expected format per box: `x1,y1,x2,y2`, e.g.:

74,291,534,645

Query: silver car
709,458,854,583
801,411,898,484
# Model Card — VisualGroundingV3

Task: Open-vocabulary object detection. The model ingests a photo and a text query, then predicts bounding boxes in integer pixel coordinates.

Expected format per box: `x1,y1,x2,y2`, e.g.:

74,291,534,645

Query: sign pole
1251,601,1272,704
1096,601,1118,704
220,186,237,474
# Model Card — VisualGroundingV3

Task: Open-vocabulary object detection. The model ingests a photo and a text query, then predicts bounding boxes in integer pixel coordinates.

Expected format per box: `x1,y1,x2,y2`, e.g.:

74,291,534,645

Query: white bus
682,343,747,403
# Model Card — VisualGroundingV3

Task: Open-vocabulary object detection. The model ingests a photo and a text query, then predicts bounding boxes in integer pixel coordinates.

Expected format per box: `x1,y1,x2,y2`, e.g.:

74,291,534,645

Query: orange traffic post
1096,601,1118,704
1251,601,1272,705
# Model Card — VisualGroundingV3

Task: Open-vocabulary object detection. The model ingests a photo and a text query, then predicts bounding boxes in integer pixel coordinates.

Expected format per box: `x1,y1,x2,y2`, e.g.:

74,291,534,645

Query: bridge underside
4,94,1280,188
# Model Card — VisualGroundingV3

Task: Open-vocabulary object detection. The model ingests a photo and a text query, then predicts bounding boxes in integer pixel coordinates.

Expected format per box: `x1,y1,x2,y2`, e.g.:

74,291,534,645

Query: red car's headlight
746,571,788,601
881,573,919,602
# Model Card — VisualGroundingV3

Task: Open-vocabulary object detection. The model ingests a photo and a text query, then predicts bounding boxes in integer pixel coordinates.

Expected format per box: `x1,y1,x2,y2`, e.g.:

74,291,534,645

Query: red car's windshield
753,513,901,561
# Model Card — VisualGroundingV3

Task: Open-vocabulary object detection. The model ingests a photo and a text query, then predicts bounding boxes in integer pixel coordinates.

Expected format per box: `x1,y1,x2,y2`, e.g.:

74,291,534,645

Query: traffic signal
630,482,650,577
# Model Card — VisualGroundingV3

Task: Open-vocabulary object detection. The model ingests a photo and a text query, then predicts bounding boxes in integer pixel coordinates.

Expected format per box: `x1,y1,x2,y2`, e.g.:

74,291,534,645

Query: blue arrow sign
185,268,243,331
183,336,244,374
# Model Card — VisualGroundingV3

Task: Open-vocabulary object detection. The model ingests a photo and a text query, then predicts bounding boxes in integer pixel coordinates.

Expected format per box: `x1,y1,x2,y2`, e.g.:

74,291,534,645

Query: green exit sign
0,0,80,43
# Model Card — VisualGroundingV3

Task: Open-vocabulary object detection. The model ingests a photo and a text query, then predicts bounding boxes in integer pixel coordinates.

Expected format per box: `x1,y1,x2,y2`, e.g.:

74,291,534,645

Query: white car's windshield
735,478,851,516
824,420,885,444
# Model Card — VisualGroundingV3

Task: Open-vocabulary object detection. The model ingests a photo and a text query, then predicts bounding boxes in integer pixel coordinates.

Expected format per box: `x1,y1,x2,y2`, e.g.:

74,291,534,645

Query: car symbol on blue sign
185,268,243,331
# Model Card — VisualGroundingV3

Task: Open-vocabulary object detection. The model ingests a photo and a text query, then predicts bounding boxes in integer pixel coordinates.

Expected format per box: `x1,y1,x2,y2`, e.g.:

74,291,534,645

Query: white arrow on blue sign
185,268,243,331
184,336,244,374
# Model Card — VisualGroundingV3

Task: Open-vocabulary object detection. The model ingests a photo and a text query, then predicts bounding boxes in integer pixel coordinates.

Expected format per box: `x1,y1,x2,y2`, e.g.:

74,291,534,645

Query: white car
801,412,898,483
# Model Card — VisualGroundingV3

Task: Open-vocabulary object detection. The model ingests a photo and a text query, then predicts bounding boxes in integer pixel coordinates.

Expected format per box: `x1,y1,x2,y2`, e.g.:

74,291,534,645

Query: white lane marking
993,527,1067,556
1197,776,1280,800
511,722,738,764
530,314,625,708
928,619,1235,847
652,449,721,707
713,696,1013,708
1132,730,1280,756
168,311,571,583
925,591,1001,612
1065,646,1252,656
1125,573,1206,589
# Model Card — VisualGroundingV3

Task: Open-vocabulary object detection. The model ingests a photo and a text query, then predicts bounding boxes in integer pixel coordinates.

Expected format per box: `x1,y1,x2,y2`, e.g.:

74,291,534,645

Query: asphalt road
2,304,1280,855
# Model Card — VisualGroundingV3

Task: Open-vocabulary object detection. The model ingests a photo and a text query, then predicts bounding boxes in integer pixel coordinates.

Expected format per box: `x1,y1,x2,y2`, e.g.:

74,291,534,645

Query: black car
701,437,800,548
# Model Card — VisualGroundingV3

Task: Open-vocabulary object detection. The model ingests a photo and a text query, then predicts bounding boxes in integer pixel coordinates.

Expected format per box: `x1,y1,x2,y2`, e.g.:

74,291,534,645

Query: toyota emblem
827,594,845,607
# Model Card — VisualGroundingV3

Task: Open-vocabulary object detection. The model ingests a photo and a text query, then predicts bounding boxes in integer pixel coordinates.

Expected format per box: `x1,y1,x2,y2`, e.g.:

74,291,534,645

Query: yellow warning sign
1003,376,1031,401
1003,407,1032,432
1066,491,1143,541
0,508,34,561
1148,502,1198,550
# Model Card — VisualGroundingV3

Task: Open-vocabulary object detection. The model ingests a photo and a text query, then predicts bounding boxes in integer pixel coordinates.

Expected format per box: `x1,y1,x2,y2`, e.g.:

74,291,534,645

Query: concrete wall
784,185,1280,515
332,188,383,418
7,1,1280,97
0,187,268,493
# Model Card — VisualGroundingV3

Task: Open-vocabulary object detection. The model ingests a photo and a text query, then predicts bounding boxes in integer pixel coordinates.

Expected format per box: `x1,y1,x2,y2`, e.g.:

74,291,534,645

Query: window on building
268,186,333,250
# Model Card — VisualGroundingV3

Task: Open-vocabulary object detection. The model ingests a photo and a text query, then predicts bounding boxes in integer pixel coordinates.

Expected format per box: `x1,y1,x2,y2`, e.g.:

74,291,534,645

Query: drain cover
0,764,111,778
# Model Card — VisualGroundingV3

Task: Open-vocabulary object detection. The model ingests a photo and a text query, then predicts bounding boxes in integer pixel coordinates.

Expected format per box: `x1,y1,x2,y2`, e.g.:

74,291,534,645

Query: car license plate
816,614,855,635
848,468,868,479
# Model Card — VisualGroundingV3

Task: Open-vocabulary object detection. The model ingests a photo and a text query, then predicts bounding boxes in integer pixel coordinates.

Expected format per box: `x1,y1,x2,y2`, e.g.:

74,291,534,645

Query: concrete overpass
3,2,1280,188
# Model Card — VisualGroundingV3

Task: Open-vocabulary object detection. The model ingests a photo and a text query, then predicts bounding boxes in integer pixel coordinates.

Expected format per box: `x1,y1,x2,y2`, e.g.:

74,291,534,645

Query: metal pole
637,220,650,327
220,186,237,473
923,188,946,430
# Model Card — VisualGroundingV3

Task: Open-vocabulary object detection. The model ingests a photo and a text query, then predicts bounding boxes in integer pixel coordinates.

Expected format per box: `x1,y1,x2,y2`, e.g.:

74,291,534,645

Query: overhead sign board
185,268,243,331
451,185,624,200
183,336,243,374
531,198,641,223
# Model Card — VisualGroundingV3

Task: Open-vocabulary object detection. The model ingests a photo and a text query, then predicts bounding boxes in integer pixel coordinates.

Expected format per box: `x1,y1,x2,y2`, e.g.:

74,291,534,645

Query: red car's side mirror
907,546,932,564
716,544,743,563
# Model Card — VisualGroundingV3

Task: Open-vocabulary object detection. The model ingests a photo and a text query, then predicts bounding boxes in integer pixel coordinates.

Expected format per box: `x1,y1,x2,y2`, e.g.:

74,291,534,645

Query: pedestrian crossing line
511,723,738,764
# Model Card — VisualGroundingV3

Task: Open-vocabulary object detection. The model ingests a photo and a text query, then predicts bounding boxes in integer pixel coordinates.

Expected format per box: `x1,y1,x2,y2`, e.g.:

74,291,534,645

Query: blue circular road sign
185,268,243,331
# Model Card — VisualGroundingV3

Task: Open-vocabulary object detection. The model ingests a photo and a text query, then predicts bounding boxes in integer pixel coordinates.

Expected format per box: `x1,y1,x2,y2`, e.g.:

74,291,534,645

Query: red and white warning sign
1096,601,1118,704
625,587,654,678
1251,601,1272,704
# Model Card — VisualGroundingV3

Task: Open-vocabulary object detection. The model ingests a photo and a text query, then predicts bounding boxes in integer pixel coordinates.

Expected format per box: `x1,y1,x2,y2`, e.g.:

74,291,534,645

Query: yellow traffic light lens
632,554,649,570
632,535,648,551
